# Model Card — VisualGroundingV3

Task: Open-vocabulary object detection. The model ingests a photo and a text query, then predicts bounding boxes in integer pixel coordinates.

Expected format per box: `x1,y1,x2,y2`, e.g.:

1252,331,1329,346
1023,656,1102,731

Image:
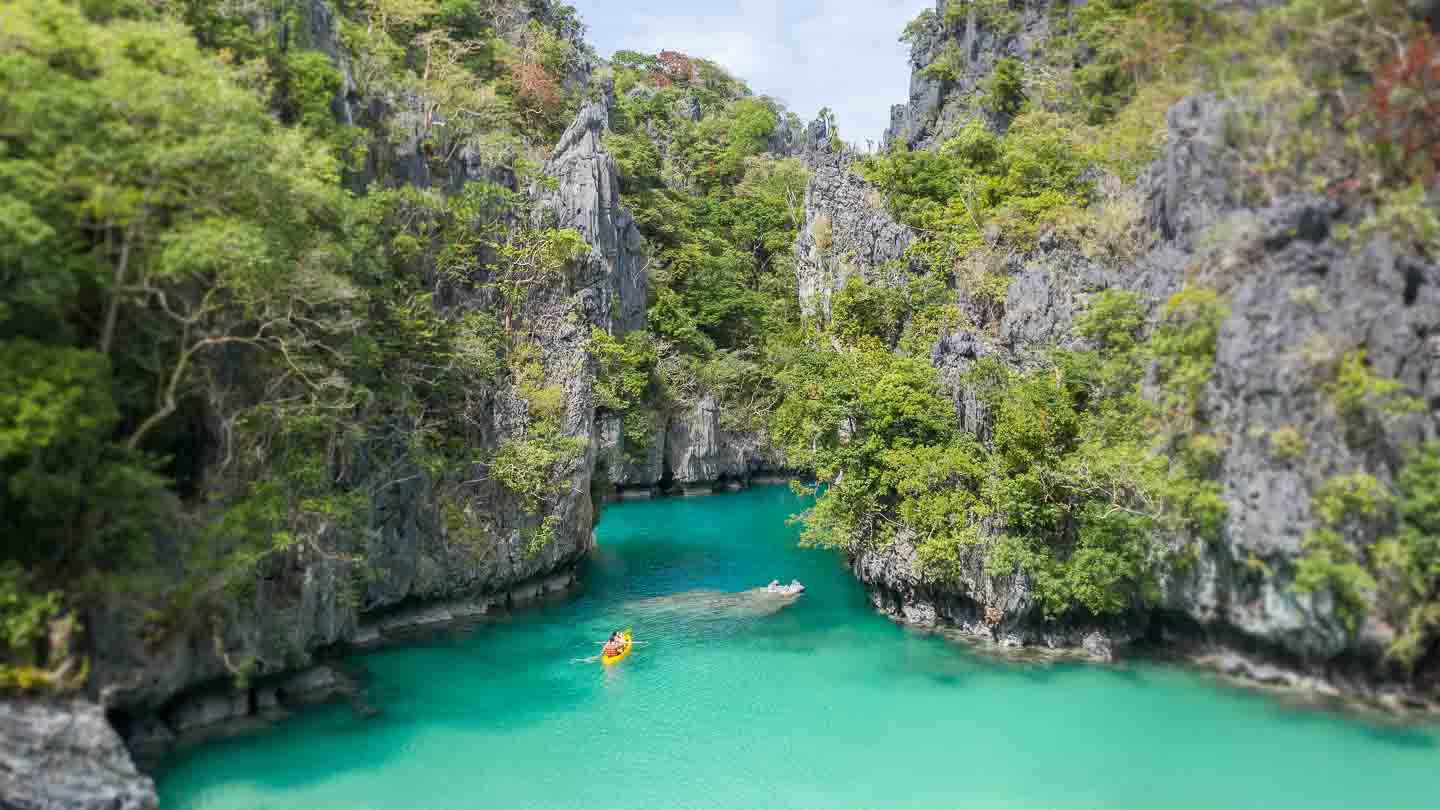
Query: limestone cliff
794,143,915,322
804,0,1440,703
595,393,787,497
0,699,156,810
25,4,648,787
10,7,788,796
885,0,1062,150
84,96,641,764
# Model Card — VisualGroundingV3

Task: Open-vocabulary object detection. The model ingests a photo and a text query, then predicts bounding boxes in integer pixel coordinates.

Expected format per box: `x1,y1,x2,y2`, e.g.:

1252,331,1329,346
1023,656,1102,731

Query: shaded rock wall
78,32,649,781
595,393,787,497
793,147,916,323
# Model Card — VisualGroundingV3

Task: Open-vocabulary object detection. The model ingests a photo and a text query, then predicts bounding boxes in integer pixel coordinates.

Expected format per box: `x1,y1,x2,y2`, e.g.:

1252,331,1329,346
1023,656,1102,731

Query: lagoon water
160,486,1439,809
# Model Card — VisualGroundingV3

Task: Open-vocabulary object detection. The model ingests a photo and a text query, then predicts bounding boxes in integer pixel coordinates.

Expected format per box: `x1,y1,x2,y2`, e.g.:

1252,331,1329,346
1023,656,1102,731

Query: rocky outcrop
595,393,787,497
540,95,796,499
793,148,915,322
74,79,651,779
536,95,648,336
894,96,1430,688
885,0,1062,150
764,579,806,596
0,699,156,810
808,6,1440,701
853,526,1141,659
303,0,359,128
660,395,771,489
768,113,839,165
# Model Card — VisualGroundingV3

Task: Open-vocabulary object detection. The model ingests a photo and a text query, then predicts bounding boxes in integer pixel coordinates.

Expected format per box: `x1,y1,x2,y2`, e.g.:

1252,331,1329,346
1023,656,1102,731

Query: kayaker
602,630,626,657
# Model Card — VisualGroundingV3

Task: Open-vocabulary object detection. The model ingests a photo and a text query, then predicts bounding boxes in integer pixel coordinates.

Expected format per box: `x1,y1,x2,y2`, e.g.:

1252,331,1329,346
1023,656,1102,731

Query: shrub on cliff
861,112,1088,277
603,62,808,435
1378,443,1440,668
984,57,1027,118
0,0,604,690
774,283,1229,619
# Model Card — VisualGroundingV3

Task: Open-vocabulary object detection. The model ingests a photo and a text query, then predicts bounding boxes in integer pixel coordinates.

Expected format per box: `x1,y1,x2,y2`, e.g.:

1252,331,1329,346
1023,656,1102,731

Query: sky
565,0,934,150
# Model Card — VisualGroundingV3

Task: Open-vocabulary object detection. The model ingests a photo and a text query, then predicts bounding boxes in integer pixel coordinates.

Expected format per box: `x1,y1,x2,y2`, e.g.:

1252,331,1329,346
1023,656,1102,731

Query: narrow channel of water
159,485,1439,809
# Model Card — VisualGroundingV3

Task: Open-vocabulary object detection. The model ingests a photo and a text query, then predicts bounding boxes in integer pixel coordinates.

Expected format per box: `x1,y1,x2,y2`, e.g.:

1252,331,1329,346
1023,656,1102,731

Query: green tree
0,0,367,682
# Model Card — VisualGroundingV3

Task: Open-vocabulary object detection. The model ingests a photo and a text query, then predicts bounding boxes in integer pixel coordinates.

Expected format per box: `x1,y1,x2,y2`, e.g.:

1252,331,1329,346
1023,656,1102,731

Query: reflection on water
160,486,1440,810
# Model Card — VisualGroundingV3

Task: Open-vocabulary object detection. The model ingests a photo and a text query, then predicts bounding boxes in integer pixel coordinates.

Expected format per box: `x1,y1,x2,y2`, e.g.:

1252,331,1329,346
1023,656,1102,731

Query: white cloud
568,0,934,148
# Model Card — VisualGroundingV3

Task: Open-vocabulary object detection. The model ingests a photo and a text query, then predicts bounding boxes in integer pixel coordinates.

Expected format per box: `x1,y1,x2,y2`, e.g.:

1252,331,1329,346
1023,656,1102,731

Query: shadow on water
1359,721,1437,749
159,625,607,795
157,701,409,790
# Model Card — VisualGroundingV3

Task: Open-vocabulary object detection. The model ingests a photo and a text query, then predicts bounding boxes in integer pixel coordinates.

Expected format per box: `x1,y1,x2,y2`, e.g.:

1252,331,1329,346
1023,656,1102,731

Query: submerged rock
624,582,806,620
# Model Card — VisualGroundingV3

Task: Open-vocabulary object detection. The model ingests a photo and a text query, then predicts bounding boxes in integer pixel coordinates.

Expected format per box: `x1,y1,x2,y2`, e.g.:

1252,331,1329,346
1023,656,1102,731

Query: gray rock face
794,151,915,321
537,96,648,336
276,666,341,698
769,113,838,164
662,394,771,488
305,0,358,127
885,0,1061,150
545,97,791,498
166,690,252,734
852,527,1142,657
595,393,786,496
813,62,1440,696
1144,93,1240,248
121,717,174,767
0,699,157,810
81,88,646,766
1170,203,1438,663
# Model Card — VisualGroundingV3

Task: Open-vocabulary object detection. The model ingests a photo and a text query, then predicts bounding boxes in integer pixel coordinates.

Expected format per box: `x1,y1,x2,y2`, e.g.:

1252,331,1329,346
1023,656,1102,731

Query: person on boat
602,630,626,657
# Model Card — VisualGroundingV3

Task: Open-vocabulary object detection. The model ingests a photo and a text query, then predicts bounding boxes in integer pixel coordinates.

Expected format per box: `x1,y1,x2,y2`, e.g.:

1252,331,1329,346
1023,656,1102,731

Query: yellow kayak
601,629,632,665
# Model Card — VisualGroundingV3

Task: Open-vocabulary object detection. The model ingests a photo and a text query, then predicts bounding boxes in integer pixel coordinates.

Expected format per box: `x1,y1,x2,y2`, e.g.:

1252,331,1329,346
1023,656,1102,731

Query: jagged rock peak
551,93,614,161
539,94,647,337
793,159,913,321
885,0,1060,151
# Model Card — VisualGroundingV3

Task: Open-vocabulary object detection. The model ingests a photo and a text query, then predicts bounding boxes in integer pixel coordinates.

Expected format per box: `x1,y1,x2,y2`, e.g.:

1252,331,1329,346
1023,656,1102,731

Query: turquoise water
160,486,1439,809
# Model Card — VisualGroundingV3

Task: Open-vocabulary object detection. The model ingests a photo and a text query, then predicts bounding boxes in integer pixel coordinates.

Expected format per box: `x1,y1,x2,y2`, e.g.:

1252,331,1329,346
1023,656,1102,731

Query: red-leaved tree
656,50,695,84
1368,32,1440,185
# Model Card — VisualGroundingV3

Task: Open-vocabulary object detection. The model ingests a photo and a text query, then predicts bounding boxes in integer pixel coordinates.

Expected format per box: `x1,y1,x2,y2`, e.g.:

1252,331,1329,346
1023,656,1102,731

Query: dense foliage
0,0,589,688
771,0,1437,629
773,285,1226,619
2,0,1437,694
596,51,810,438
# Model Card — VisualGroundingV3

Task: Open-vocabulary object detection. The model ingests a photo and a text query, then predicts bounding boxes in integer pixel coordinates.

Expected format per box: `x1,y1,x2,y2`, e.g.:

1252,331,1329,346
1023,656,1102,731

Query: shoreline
873,604,1440,723
143,566,1438,779
126,569,585,771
